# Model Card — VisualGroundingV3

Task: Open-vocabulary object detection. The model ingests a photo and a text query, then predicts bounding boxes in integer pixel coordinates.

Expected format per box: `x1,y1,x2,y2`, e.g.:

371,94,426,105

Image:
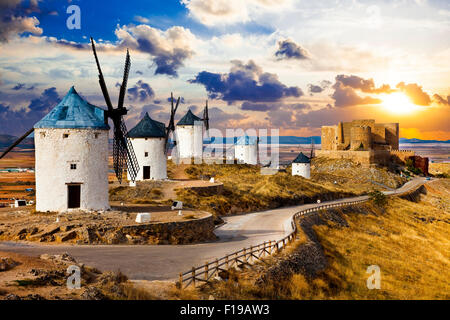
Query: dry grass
430,162,450,177
175,160,403,216
180,179,449,300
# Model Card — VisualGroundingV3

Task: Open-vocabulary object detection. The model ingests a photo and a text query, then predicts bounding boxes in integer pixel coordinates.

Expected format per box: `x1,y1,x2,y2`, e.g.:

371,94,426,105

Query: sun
381,92,420,114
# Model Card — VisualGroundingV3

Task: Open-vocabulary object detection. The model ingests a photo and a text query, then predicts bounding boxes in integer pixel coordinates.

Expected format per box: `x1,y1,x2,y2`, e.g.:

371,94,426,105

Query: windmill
165,92,181,155
90,37,139,183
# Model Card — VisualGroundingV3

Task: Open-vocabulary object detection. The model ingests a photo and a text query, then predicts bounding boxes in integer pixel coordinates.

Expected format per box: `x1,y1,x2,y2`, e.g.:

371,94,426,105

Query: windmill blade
203,100,209,131
0,128,34,160
117,49,131,110
164,96,180,154
90,37,114,112
112,118,139,183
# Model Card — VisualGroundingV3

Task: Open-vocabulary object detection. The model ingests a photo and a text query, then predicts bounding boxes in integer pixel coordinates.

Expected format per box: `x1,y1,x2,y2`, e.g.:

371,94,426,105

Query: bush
368,190,387,207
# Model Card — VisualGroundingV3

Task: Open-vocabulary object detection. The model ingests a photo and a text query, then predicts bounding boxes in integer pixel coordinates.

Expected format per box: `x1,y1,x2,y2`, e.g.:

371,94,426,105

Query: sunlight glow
381,92,420,114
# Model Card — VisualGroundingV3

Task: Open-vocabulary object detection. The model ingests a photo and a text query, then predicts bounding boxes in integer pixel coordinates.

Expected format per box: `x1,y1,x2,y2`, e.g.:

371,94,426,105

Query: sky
0,0,449,140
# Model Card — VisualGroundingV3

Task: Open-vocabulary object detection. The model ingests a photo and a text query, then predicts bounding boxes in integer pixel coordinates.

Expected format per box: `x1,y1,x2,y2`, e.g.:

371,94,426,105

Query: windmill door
68,184,81,209
143,166,151,180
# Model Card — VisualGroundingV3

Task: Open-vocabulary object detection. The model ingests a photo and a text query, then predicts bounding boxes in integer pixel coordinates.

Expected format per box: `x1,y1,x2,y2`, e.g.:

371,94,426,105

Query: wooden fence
178,198,367,289
177,181,424,289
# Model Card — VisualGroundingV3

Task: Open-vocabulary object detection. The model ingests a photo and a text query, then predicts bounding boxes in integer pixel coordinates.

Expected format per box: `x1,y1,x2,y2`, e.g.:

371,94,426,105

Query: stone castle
316,119,415,166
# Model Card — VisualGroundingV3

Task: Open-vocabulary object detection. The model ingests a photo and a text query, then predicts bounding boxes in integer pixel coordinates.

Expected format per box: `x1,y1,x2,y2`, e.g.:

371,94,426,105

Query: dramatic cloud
189,60,303,104
181,0,292,26
396,82,431,106
127,80,155,102
332,80,381,107
0,0,42,42
275,39,310,60
115,24,195,77
433,93,450,106
0,87,61,135
167,97,186,104
241,102,272,112
308,80,332,95
335,74,393,94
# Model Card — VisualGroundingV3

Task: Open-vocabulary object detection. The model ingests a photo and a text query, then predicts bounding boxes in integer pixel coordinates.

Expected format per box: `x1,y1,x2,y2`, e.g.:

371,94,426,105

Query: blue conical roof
235,135,257,145
293,152,310,163
128,113,166,138
177,109,202,126
34,86,109,130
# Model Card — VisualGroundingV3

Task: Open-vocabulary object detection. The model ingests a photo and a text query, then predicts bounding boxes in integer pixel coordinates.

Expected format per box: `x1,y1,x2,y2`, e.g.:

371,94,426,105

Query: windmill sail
165,93,180,154
90,37,139,183
0,128,34,159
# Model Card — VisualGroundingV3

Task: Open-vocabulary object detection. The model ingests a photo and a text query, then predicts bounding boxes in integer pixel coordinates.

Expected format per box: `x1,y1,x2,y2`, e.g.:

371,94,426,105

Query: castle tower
235,135,258,165
33,86,110,212
292,152,311,179
350,126,372,150
175,109,203,160
127,113,167,182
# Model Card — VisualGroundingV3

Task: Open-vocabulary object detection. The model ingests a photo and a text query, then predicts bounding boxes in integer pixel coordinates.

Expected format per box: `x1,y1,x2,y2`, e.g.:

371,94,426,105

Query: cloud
0,87,61,135
189,60,303,104
167,96,186,104
307,80,332,94
115,24,195,77
181,0,292,26
396,82,431,106
134,16,150,24
335,74,393,93
0,0,43,42
331,80,381,107
12,83,25,90
241,102,272,111
127,80,155,102
433,93,450,106
275,39,310,60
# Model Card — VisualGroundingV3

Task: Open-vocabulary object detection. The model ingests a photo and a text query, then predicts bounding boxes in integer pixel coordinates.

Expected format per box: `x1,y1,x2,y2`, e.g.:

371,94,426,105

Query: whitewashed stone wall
235,144,258,165
175,124,203,159
292,163,311,179
127,137,167,181
34,128,110,212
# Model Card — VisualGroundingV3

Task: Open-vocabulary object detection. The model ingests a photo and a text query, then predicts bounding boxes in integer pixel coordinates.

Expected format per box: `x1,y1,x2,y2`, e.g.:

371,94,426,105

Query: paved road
0,178,427,281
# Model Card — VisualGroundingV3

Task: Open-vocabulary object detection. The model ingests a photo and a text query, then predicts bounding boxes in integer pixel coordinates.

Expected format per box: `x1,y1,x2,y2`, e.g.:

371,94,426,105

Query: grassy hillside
184,179,449,300
174,160,406,216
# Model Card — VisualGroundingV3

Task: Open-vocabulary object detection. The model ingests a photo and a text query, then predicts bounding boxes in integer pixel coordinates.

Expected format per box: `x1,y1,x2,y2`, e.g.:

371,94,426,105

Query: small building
127,113,167,182
33,86,110,212
235,135,258,165
292,152,311,179
175,109,203,160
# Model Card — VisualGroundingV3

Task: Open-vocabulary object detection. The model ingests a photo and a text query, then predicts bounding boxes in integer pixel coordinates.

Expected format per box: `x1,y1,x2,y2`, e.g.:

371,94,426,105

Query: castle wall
321,126,337,150
383,123,400,150
315,150,392,166
350,126,372,150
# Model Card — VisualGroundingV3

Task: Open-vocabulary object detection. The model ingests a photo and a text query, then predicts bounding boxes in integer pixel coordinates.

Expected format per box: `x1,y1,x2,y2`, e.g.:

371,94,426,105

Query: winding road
0,177,427,281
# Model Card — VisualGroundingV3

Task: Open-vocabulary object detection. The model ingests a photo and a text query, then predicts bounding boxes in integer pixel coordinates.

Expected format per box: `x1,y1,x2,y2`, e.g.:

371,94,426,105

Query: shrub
368,189,387,207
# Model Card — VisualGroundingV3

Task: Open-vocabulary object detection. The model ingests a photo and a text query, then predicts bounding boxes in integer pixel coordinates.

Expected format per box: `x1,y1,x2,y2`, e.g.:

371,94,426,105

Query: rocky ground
0,251,133,300
0,207,213,245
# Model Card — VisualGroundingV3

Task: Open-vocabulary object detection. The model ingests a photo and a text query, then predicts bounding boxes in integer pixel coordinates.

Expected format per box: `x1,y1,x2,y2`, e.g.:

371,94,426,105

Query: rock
0,257,18,272
5,294,21,300
24,294,46,300
39,253,77,265
81,287,106,300
58,230,77,242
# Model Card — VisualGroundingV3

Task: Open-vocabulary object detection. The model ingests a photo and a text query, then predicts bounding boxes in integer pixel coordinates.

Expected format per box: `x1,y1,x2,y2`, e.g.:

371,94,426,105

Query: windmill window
144,152,148,157
63,134,69,139
40,132,46,138
70,164,77,170
94,133,99,139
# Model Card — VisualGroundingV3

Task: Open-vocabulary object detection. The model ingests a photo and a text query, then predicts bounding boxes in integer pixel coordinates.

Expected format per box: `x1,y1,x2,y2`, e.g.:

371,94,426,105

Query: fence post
215,258,219,276
226,255,229,269
192,267,196,287
205,262,209,282
179,272,183,289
